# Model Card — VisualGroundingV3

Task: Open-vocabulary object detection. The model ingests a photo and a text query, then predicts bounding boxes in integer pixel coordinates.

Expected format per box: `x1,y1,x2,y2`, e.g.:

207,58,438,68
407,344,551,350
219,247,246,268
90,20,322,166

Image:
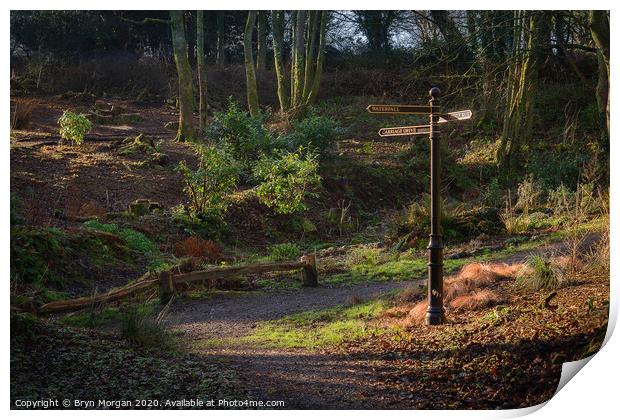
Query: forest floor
10,94,609,409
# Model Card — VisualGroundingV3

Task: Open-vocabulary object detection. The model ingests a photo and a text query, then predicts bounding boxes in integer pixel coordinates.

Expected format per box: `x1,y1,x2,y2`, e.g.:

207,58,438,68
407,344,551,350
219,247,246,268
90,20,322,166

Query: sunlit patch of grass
242,298,391,349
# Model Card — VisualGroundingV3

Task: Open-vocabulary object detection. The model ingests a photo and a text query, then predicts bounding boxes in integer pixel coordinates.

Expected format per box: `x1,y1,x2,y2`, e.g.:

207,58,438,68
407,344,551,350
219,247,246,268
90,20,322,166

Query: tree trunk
170,10,196,142
589,10,610,134
244,11,260,117
290,11,297,105
196,10,208,131
291,11,307,108
302,11,319,102
272,11,289,112
306,11,328,105
216,11,226,66
257,11,268,71
498,11,542,174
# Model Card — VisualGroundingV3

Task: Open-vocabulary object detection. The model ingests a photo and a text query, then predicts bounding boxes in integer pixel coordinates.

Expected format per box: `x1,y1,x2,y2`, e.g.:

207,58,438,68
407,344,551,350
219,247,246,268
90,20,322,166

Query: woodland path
164,235,598,409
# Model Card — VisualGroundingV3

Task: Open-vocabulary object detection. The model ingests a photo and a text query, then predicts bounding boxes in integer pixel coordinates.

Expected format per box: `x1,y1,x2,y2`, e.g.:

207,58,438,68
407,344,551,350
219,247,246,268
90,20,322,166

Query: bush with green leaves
206,99,274,167
254,148,321,215
281,115,344,155
268,243,301,261
176,145,240,219
58,110,92,144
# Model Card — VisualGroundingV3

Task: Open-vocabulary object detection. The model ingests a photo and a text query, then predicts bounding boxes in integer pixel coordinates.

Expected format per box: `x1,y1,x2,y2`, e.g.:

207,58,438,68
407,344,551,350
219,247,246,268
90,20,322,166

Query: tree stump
300,254,318,287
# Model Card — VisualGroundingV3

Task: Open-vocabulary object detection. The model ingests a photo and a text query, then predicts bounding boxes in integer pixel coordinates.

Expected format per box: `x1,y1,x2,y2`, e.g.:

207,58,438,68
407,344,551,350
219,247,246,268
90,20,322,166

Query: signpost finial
429,86,440,100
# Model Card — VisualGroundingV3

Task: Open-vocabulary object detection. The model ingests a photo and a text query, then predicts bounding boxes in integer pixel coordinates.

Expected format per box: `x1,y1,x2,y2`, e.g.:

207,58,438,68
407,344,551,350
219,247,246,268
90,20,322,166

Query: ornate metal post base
425,87,445,326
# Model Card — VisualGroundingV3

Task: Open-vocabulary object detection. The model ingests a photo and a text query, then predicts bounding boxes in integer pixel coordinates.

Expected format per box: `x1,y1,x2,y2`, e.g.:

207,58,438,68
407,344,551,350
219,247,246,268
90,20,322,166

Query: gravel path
166,278,423,341
163,234,600,408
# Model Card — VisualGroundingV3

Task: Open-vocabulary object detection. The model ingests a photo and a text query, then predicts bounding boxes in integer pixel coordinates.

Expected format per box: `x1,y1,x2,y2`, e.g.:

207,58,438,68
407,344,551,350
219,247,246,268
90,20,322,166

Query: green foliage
176,145,240,219
515,255,565,291
526,139,599,190
268,243,301,261
119,306,176,352
254,148,321,215
10,194,25,227
170,205,230,241
10,313,38,341
11,227,67,286
347,247,395,267
57,110,92,144
393,197,502,244
398,139,474,193
281,114,345,155
480,178,503,207
206,99,273,167
83,220,157,254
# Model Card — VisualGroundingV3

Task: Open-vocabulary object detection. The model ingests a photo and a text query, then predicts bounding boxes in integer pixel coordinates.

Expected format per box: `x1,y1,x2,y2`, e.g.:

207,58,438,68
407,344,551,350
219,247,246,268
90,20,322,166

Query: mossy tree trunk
498,11,543,174
306,11,329,105
272,10,289,112
170,10,196,142
196,10,208,131
244,11,260,117
216,11,226,66
589,10,610,135
302,11,319,102
257,11,268,71
291,11,307,108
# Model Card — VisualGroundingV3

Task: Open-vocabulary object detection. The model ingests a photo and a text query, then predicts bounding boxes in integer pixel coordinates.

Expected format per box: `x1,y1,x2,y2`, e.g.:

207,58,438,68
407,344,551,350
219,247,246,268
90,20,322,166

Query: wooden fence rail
31,254,318,315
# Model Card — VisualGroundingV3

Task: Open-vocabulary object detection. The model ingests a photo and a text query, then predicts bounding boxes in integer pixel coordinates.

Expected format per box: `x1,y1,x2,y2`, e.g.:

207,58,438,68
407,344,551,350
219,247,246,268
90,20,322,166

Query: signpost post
426,87,444,325
366,87,471,326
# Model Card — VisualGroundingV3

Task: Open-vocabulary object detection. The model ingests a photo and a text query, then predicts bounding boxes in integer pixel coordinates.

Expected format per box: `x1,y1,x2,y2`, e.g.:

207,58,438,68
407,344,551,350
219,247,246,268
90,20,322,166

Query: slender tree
291,10,307,108
498,11,543,173
302,11,319,101
244,11,260,117
196,10,208,131
306,11,329,105
120,12,196,141
170,11,196,142
272,10,289,112
257,11,268,71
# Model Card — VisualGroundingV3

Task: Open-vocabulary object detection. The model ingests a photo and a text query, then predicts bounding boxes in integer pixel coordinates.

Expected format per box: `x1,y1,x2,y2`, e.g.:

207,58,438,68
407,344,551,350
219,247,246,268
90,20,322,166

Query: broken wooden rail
33,254,318,314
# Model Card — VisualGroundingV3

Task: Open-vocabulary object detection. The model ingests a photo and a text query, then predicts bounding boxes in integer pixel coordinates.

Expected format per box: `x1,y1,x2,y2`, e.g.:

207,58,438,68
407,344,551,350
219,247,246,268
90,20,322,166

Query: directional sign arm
437,109,472,123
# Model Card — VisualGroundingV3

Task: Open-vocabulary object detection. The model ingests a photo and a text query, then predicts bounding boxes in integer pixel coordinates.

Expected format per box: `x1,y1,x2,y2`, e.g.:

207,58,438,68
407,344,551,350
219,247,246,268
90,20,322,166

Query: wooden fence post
300,254,318,287
159,270,174,304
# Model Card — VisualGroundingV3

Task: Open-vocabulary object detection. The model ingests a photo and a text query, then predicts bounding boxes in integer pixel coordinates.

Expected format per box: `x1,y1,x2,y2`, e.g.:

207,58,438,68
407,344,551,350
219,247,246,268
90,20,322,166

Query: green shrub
515,255,565,291
206,99,274,167
268,243,301,261
58,110,92,144
82,220,157,254
176,145,240,219
254,148,321,215
281,115,344,155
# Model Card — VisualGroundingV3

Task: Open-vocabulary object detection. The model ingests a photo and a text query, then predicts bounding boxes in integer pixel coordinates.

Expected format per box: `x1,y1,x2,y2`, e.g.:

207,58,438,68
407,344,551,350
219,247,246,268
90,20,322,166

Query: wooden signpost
367,88,472,326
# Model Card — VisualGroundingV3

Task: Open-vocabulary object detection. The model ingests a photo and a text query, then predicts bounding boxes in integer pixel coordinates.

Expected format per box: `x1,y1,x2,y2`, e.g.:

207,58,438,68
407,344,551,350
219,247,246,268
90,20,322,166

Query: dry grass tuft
173,236,222,263
450,289,503,310
404,262,523,324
